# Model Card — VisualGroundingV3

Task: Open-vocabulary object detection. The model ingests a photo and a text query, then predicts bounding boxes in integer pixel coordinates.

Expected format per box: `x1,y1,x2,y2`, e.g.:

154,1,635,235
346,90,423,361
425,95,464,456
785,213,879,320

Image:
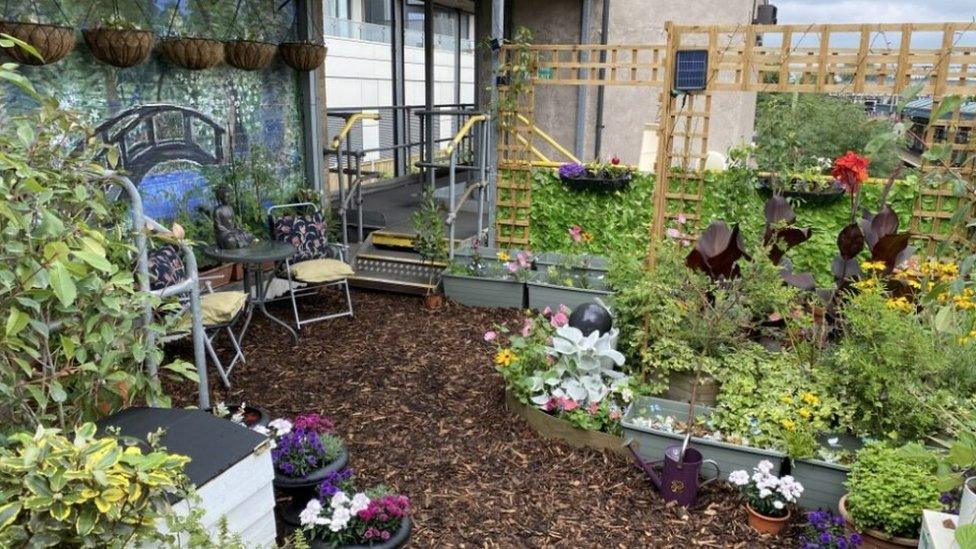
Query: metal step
348,233,447,295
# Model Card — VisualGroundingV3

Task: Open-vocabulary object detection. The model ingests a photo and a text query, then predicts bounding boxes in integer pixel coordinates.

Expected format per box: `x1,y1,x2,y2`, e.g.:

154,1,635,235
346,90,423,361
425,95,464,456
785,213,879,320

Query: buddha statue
212,185,254,250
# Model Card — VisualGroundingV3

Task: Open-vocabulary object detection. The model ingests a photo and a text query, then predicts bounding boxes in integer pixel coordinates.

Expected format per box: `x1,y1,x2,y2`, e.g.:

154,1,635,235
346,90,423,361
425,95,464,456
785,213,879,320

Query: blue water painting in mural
139,170,211,221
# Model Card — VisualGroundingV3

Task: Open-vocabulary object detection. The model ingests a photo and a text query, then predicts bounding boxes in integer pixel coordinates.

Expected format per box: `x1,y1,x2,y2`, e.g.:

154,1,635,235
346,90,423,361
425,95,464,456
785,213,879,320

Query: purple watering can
625,434,720,507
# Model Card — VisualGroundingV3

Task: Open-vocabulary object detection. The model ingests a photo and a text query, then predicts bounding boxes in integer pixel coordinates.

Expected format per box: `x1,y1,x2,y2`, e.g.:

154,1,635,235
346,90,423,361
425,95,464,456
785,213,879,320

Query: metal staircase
325,109,490,294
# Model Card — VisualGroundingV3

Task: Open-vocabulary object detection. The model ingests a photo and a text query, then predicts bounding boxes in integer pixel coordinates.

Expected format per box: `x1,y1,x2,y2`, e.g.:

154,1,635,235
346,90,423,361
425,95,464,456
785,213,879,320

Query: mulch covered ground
169,289,796,547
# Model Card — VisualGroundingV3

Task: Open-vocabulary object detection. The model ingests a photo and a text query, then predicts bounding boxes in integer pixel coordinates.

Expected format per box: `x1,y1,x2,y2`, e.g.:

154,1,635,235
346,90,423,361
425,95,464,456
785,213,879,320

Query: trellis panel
495,47,537,249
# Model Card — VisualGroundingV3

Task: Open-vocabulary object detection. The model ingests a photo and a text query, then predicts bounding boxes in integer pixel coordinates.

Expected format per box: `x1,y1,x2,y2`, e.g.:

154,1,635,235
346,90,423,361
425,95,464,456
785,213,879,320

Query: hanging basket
278,41,326,71
82,28,155,68
0,21,76,66
158,37,223,70
223,39,276,71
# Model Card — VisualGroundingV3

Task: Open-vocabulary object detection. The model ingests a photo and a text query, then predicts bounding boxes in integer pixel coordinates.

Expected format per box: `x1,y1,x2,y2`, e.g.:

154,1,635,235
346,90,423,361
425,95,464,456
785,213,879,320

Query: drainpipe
486,0,504,247
424,0,435,190
574,0,592,160
593,0,609,159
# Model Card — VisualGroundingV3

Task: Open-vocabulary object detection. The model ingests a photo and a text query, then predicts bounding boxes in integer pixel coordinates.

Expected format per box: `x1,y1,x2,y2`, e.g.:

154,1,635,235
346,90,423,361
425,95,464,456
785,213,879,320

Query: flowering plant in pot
558,156,633,192
800,510,864,548
294,468,412,549
728,460,803,535
269,413,349,526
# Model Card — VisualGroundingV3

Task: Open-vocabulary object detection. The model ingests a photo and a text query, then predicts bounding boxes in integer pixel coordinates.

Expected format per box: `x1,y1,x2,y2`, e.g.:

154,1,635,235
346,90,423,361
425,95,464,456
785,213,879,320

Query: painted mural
1,0,308,243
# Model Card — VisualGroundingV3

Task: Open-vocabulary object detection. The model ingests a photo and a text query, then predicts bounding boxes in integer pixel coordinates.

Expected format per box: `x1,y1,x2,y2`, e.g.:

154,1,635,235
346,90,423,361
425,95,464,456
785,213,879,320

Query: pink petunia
550,312,568,328
542,306,553,318
505,262,519,273
666,228,681,239
562,399,579,412
559,304,571,315
587,402,600,414
521,318,533,337
484,330,497,342
569,225,583,242
677,213,687,224
610,409,622,420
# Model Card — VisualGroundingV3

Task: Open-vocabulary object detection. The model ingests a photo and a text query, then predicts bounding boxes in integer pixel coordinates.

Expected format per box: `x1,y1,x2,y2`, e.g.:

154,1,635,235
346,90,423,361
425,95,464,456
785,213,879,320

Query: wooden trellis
496,21,976,255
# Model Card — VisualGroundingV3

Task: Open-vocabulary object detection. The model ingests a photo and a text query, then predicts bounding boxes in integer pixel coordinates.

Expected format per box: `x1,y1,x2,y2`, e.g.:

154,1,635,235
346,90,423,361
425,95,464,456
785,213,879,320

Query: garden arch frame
496,21,976,259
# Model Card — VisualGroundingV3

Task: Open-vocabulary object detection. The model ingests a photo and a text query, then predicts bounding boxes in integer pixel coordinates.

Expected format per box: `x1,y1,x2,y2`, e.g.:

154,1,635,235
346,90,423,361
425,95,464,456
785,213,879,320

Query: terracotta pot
278,41,326,71
746,504,791,535
223,39,276,71
159,37,223,70
424,292,444,311
0,21,75,65
838,495,920,548
83,27,154,68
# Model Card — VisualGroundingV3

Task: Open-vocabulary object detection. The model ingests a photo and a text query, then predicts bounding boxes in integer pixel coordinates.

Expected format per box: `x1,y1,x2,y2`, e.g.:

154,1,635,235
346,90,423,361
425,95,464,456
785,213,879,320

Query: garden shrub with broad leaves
0,45,197,432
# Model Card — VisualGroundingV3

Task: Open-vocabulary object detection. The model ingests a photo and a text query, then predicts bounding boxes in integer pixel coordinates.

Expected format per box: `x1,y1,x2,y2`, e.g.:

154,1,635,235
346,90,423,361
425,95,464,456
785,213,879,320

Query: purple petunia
558,162,587,179
272,428,339,478
318,467,356,499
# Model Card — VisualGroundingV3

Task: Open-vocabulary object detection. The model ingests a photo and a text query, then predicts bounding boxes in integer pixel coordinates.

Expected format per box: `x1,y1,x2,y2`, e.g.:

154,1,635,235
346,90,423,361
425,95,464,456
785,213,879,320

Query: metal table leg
253,267,299,344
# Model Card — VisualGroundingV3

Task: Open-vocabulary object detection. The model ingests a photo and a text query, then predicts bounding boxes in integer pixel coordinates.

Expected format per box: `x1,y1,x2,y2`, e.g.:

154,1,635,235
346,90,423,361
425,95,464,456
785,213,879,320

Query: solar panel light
674,50,708,92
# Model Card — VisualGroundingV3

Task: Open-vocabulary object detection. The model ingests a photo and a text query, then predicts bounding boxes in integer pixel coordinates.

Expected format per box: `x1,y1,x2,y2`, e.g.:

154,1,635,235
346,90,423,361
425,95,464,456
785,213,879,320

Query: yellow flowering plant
0,422,212,548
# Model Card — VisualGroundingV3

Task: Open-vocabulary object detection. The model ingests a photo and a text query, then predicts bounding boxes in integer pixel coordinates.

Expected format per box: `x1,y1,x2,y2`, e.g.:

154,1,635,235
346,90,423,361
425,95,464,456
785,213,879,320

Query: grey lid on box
97,407,268,488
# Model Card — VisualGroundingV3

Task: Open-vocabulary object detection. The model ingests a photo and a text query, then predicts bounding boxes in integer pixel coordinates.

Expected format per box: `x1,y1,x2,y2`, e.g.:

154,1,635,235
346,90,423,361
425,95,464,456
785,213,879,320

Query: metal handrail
515,113,581,164
331,112,381,150
444,115,491,259
327,112,383,247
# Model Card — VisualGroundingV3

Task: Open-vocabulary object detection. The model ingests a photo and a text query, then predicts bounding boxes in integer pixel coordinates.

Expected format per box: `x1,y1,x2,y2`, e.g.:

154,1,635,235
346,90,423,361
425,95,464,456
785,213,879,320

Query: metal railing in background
327,113,382,247
442,114,490,258
324,17,471,51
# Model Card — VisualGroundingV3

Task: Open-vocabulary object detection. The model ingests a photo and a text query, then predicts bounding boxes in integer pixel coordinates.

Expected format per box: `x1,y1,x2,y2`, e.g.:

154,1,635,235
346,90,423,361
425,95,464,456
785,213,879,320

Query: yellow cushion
200,291,248,325
289,258,354,283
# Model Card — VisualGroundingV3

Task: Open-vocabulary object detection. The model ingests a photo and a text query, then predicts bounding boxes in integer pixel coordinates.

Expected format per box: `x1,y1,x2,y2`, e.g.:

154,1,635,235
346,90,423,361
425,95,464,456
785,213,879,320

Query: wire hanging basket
278,41,325,71
81,0,155,68
0,0,77,67
159,36,223,70
224,39,276,71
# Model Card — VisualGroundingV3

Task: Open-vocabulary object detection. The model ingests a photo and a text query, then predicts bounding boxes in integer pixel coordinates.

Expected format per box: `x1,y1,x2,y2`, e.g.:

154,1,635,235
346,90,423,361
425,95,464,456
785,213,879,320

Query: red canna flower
831,151,870,195
610,156,621,165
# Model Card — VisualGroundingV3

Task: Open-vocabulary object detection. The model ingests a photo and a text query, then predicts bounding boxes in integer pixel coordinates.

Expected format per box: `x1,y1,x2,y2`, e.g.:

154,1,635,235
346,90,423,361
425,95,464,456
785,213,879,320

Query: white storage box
921,509,958,549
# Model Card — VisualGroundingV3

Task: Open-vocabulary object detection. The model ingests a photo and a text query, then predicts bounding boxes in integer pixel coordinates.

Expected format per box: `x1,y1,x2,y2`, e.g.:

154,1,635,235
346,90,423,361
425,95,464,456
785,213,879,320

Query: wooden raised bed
504,389,627,459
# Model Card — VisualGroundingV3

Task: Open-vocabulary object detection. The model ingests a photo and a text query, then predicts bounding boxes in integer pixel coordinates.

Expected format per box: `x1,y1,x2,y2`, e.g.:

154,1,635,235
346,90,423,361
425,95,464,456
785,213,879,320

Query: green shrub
845,442,941,539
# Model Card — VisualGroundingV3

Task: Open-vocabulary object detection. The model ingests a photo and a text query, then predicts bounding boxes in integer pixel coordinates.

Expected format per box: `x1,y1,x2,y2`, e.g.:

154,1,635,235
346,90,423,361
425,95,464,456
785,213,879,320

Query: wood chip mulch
168,289,798,547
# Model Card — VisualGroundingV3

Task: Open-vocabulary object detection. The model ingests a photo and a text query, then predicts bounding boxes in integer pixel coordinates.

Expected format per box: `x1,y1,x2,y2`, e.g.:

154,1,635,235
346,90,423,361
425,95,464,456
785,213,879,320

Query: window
363,0,391,25
327,0,351,19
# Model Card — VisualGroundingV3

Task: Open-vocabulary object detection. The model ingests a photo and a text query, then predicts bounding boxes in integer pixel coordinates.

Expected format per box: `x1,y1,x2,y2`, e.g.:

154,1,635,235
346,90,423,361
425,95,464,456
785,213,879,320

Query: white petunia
759,488,772,498
330,491,350,508
299,499,323,526
728,470,750,486
773,500,785,510
268,418,293,436
350,492,371,514
756,460,774,474
251,425,270,437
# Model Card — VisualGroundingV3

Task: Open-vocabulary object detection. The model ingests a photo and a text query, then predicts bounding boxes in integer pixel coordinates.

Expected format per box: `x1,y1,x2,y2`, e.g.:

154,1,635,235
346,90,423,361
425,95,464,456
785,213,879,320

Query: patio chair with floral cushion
267,202,354,330
147,244,247,388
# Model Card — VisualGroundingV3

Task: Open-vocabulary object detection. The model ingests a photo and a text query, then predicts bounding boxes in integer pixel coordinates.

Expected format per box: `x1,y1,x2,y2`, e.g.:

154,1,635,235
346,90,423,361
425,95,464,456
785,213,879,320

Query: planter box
622,396,786,479
535,252,609,278
791,458,849,513
505,390,628,458
526,275,612,311
442,273,525,308
561,173,632,192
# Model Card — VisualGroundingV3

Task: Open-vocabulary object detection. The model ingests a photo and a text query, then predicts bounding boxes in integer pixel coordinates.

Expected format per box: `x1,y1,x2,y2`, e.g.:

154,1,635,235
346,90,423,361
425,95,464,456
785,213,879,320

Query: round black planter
204,403,270,428
560,173,632,192
308,517,412,549
274,449,350,527
756,177,845,205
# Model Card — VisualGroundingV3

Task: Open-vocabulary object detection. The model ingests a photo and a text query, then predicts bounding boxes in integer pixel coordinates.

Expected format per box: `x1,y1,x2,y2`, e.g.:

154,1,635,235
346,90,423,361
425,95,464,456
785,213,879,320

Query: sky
777,0,975,25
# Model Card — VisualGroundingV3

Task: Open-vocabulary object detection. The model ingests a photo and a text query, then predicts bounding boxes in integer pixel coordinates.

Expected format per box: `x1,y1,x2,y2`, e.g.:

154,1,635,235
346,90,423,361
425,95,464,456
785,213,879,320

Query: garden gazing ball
568,302,612,336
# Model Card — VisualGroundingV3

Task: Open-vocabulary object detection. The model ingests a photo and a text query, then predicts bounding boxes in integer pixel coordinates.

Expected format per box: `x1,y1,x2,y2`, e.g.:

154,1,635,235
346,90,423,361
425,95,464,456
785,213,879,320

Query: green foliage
828,290,953,441
0,423,190,547
411,184,448,264
754,93,902,176
0,62,196,431
845,442,941,539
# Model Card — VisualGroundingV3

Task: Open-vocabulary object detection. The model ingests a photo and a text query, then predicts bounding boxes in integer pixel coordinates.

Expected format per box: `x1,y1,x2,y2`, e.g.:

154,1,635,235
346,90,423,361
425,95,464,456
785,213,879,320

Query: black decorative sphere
568,302,612,336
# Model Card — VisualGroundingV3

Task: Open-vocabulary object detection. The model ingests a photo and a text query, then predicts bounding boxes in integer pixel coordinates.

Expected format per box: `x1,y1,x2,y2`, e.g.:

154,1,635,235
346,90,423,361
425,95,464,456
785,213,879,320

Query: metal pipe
477,121,488,240
449,152,457,259
337,146,348,248
593,0,610,159
182,241,209,409
487,0,504,248
575,0,592,160
424,0,435,190
117,177,156,385
356,154,364,243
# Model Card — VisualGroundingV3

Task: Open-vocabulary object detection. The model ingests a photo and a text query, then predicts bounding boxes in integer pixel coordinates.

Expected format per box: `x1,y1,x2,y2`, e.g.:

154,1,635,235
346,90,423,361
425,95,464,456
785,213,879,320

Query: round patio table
203,241,299,344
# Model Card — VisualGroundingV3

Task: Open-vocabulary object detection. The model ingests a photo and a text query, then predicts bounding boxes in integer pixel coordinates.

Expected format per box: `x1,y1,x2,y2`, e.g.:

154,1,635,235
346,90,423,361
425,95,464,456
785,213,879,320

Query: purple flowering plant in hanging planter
799,510,863,549
558,162,587,179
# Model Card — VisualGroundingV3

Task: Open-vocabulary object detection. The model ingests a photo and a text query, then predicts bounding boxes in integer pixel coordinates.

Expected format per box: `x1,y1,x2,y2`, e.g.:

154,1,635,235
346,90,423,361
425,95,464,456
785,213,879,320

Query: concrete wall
510,0,757,166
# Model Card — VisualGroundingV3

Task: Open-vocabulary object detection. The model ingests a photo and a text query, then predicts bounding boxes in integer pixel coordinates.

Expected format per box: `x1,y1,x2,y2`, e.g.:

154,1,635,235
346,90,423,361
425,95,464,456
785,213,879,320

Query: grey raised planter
526,273,612,311
535,252,609,281
621,396,787,479
442,273,525,308
791,458,848,513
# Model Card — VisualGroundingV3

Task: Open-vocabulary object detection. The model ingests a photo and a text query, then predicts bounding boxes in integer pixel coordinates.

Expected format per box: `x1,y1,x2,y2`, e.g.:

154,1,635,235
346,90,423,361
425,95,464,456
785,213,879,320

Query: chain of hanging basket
0,0,76,66
275,0,326,72
222,0,276,71
81,0,155,68
158,0,224,71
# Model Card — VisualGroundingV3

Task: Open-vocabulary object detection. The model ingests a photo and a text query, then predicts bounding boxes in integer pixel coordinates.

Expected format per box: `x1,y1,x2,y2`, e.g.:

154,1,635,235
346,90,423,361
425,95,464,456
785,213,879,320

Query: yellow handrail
444,114,489,156
330,112,381,150
515,133,552,164
516,114,580,164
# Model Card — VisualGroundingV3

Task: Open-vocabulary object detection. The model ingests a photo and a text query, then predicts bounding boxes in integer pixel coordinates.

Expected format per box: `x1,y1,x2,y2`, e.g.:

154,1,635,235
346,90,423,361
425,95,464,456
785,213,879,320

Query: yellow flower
799,407,812,420
780,419,796,431
494,349,517,366
853,278,877,291
800,392,820,406
582,231,594,243
886,297,913,313
958,336,971,345
954,295,975,310
861,261,886,272
779,395,793,405
496,251,510,262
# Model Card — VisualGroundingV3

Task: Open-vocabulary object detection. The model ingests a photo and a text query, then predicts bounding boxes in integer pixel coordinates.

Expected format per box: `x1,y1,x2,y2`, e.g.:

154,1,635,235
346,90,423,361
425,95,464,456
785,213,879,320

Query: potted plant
293,469,412,549
269,413,349,526
82,12,154,68
557,156,633,192
0,17,75,66
411,183,449,310
729,460,803,535
840,443,942,547
209,401,271,429
279,40,327,71
442,247,530,308
800,510,865,548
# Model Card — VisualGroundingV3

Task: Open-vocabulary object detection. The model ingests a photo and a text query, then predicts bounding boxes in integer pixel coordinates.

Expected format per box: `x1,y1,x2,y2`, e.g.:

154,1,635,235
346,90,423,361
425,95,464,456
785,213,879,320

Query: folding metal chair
267,202,355,330
147,244,247,388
